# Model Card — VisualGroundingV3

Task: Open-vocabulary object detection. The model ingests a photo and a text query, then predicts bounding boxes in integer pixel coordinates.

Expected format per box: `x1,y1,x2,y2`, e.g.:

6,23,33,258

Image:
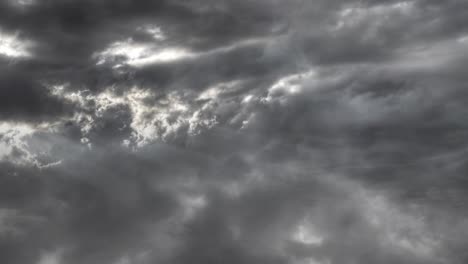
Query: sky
1,0,468,263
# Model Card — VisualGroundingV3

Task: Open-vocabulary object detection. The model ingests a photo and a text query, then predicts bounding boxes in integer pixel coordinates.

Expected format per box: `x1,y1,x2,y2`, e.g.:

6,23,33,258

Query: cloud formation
1,0,468,263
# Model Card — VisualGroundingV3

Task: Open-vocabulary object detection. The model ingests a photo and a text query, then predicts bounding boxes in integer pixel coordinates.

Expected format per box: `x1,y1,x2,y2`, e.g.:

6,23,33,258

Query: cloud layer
1,1,468,263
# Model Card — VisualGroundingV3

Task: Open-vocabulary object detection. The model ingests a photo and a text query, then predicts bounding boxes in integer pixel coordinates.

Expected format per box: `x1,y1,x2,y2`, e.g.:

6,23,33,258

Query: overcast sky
1,0,468,263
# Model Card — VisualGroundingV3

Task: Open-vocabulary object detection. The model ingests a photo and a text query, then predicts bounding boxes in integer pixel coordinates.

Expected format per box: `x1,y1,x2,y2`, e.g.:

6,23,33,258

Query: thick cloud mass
1,0,468,263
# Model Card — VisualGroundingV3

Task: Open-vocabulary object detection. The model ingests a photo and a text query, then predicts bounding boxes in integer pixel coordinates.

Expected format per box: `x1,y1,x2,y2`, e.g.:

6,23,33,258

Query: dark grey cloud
1,0,468,263
0,72,73,122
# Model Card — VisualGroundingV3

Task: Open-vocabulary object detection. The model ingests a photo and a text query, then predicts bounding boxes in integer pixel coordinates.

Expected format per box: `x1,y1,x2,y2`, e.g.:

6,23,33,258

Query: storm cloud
1,0,468,263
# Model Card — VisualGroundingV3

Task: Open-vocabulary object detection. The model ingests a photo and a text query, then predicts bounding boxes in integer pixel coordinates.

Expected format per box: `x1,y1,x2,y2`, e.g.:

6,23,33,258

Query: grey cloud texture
1,0,468,263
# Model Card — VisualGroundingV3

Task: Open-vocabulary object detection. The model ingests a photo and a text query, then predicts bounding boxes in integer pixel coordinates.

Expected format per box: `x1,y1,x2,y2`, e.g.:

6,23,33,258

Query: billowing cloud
1,0,468,264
